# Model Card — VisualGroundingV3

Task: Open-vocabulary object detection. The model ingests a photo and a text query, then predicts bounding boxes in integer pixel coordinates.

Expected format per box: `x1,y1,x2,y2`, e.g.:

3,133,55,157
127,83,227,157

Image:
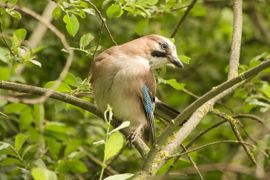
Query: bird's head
142,34,184,69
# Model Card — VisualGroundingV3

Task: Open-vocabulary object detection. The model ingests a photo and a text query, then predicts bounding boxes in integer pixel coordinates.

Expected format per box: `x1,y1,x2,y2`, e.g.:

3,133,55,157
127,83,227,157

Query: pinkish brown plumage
91,34,183,143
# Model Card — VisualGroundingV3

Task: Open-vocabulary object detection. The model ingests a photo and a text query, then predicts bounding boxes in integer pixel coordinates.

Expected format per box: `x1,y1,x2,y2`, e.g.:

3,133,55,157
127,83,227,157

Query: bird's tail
155,99,180,123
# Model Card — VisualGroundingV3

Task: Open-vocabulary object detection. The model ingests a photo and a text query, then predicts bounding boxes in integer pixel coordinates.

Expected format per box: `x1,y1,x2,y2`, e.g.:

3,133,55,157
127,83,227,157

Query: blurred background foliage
0,0,270,179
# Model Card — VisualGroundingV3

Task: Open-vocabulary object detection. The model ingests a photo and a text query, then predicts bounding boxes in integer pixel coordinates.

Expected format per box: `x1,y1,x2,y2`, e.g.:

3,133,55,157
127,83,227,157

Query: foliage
0,0,270,179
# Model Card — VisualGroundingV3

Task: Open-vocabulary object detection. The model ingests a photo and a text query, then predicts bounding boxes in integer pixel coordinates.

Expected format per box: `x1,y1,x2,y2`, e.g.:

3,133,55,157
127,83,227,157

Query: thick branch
228,0,243,79
138,1,245,177
0,3,74,104
0,81,149,157
170,0,198,38
139,57,269,177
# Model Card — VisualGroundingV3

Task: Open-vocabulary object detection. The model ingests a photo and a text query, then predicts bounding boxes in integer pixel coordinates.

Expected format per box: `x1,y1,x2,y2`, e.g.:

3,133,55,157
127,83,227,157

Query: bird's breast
92,56,153,124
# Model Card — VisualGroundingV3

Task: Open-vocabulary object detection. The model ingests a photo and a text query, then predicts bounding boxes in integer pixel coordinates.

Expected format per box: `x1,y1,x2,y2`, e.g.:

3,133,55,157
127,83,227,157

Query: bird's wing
141,84,156,143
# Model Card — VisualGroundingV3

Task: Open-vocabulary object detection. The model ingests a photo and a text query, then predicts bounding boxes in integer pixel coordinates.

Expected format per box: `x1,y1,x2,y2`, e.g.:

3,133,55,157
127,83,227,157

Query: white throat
149,56,168,69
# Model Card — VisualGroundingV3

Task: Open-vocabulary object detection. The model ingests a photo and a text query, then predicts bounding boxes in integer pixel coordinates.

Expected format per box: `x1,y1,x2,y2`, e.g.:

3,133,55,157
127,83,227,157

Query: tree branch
170,0,198,38
136,58,269,178
0,3,74,104
228,0,243,79
0,80,149,158
86,0,117,45
138,1,245,177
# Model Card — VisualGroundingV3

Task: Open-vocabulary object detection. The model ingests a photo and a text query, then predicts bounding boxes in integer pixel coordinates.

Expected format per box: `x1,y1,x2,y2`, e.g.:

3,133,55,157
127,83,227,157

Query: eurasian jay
91,34,183,143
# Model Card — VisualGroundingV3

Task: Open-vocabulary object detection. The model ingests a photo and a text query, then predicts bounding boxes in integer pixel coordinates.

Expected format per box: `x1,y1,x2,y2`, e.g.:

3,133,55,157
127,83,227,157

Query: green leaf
0,67,11,80
0,142,11,151
46,137,61,160
29,59,42,67
0,47,11,64
63,14,79,37
15,133,28,152
179,55,191,64
135,19,149,35
4,103,28,114
19,107,33,130
64,73,78,86
137,0,158,5
260,82,270,99
191,4,206,17
80,33,94,49
7,0,17,3
104,173,134,180
106,4,123,18
52,6,62,20
69,159,88,173
6,8,21,19
31,167,57,180
109,121,130,134
56,159,88,174
64,139,81,157
44,81,71,92
14,28,27,42
104,131,124,161
166,79,185,91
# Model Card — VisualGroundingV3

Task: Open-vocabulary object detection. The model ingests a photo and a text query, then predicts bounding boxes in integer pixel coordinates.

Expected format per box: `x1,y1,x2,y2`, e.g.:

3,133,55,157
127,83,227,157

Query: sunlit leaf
179,55,191,64
135,19,149,35
260,82,270,99
44,81,71,92
104,131,124,161
80,33,94,49
14,28,27,42
63,14,79,37
6,8,21,19
0,142,11,151
29,59,42,67
4,103,28,114
109,121,130,134
31,167,57,180
104,173,134,180
166,79,185,91
52,6,62,20
19,107,33,130
15,133,28,151
106,4,123,18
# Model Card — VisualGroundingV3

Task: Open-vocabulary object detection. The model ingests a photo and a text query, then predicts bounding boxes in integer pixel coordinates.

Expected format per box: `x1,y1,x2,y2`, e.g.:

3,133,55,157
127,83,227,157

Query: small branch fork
0,3,74,105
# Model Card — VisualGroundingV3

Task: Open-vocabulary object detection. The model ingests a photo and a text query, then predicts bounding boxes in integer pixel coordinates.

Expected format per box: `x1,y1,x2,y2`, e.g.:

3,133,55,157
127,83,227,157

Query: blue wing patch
141,85,155,142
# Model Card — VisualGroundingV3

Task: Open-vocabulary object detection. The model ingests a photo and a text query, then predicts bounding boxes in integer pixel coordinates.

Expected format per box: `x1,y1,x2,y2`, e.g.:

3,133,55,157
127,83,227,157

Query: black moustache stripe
151,51,167,58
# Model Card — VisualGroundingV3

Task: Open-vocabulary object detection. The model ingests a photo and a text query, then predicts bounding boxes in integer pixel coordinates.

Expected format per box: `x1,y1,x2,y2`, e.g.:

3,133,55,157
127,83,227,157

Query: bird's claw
127,128,142,144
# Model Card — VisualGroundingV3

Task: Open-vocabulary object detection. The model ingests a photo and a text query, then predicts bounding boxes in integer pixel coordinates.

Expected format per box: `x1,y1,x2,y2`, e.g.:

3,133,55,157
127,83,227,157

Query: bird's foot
127,126,143,144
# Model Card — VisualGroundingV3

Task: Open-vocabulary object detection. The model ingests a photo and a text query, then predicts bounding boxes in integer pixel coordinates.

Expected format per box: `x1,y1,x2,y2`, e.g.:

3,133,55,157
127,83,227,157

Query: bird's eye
160,42,168,50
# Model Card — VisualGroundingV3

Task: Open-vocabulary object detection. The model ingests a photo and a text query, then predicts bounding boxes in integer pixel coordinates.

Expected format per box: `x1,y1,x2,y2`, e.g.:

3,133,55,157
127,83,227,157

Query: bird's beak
168,55,184,68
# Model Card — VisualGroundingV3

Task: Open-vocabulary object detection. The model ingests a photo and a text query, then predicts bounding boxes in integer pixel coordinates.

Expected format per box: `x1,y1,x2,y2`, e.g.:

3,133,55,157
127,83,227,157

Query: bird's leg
128,124,144,143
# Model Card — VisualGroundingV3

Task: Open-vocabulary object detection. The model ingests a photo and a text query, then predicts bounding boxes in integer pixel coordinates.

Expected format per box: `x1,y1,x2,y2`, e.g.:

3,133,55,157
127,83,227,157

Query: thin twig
170,0,198,38
81,147,118,176
139,0,245,177
16,1,57,75
86,0,117,45
228,0,242,79
165,120,226,175
0,80,149,158
213,109,257,165
169,140,255,158
181,144,204,180
172,163,254,176
0,3,74,104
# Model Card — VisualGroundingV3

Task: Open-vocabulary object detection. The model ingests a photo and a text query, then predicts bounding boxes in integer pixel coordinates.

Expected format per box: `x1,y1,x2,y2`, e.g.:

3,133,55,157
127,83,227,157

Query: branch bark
137,58,269,178
170,0,198,38
228,0,243,79
0,3,74,104
136,1,249,177
0,81,149,158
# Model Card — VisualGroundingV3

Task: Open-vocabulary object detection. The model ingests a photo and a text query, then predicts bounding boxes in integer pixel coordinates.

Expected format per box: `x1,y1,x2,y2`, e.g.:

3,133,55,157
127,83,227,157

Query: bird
90,34,183,143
